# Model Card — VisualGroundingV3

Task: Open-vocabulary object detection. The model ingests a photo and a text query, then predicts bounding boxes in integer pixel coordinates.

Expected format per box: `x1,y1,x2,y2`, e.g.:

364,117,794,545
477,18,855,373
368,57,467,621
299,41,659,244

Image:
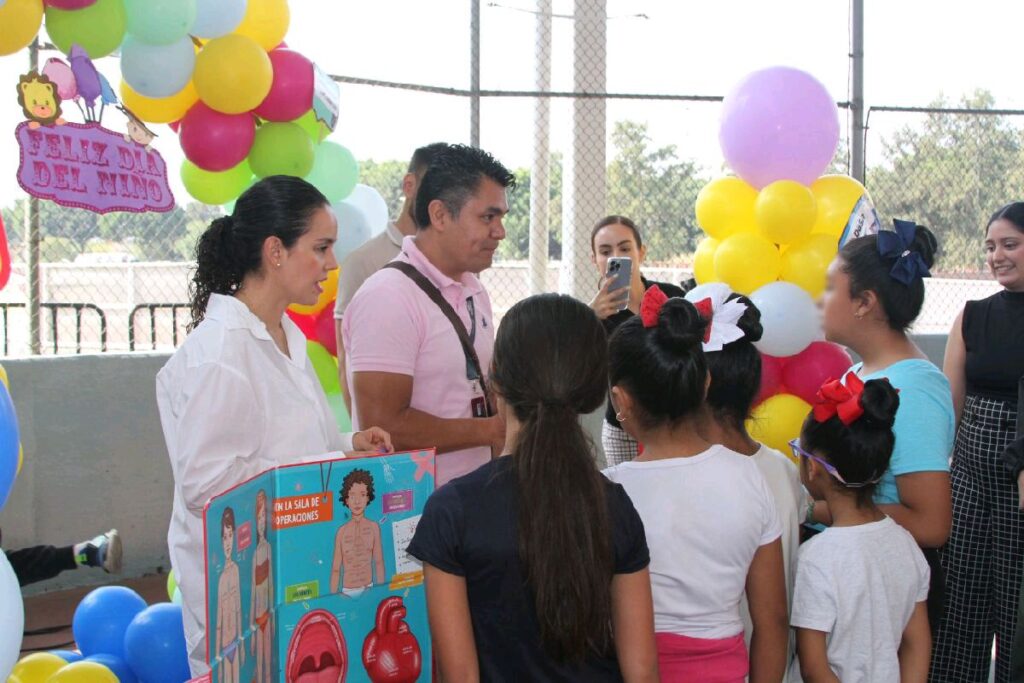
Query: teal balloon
191,0,246,38
248,122,315,179
325,392,352,433
125,0,197,45
121,34,195,98
307,341,341,395
306,142,359,202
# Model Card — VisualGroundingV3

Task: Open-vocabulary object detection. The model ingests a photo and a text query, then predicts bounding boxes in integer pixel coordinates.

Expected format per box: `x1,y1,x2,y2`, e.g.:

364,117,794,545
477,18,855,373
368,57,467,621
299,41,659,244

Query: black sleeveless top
963,289,1024,404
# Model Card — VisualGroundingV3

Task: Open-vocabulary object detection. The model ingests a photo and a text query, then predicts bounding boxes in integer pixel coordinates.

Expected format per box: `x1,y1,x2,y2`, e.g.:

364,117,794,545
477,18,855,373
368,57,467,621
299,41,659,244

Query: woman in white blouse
157,176,391,677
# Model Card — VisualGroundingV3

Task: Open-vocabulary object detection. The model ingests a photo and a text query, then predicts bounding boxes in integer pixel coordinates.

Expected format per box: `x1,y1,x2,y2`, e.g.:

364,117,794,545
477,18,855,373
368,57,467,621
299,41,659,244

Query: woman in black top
589,215,686,465
408,294,659,683
932,202,1024,683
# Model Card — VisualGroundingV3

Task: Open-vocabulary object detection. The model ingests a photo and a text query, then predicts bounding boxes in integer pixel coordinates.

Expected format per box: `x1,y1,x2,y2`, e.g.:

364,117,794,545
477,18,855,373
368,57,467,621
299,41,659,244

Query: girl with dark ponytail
408,294,659,682
603,287,788,682
790,376,932,681
157,176,392,678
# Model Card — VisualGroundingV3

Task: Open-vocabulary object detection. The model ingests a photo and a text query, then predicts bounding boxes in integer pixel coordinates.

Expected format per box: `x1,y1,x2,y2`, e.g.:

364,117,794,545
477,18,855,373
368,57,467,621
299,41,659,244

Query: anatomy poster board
200,450,435,683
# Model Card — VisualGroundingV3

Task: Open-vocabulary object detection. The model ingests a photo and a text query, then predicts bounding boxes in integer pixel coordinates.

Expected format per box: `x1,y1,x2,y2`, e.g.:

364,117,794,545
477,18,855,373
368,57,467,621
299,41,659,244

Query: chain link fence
0,3,1011,356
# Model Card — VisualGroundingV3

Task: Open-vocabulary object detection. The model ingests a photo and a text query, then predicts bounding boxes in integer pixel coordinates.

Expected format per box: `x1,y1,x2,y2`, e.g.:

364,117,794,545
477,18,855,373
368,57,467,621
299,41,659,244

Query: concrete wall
0,334,950,594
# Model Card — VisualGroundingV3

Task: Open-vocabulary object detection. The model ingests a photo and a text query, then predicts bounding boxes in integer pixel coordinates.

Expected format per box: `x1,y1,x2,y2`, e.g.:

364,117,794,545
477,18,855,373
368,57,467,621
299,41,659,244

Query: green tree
497,154,563,261
358,159,408,220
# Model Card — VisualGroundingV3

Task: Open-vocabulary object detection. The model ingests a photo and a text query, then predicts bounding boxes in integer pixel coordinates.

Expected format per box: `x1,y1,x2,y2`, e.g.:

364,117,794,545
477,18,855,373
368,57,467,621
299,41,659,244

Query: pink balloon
719,67,840,189
46,0,99,8
286,309,317,340
756,353,786,406
315,306,337,356
782,341,853,405
168,120,181,133
179,103,255,172
255,49,314,122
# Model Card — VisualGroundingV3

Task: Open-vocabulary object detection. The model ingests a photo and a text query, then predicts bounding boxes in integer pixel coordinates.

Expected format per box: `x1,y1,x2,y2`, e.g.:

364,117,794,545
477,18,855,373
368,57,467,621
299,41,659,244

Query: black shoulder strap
384,261,492,412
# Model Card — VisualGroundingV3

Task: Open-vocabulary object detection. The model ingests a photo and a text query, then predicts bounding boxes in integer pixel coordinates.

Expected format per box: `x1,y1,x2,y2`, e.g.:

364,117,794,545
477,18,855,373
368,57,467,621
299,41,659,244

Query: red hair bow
813,374,865,425
640,285,669,328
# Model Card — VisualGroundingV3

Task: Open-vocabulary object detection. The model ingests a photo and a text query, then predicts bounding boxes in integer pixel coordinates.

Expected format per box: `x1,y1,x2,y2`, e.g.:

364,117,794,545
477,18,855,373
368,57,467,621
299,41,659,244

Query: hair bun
911,224,938,269
858,378,900,428
654,298,708,352
728,293,763,344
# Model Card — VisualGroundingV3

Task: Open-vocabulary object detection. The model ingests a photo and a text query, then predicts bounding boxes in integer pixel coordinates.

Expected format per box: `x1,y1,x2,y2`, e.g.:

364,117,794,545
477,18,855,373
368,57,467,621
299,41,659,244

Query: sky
2,0,1023,208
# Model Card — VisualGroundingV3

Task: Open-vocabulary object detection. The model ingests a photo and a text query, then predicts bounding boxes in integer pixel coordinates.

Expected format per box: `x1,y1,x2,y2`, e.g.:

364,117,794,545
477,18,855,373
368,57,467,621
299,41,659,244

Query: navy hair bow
877,219,931,286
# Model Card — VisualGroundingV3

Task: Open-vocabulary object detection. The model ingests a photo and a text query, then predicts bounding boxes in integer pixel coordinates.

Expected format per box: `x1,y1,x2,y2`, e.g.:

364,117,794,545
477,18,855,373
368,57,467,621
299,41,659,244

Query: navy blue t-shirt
407,456,649,682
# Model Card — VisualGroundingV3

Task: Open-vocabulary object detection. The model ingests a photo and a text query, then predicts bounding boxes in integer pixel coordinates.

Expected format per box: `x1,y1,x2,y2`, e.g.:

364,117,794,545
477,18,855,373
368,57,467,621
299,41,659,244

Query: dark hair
221,506,235,533
704,294,764,429
838,224,938,331
987,202,1024,234
339,469,375,507
590,215,643,253
189,176,329,330
489,294,612,663
800,378,900,505
413,144,516,230
609,297,709,430
407,142,448,175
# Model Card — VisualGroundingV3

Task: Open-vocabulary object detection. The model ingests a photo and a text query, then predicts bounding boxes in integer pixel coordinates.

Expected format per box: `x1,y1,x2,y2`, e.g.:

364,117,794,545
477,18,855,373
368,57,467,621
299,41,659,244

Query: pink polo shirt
342,236,494,486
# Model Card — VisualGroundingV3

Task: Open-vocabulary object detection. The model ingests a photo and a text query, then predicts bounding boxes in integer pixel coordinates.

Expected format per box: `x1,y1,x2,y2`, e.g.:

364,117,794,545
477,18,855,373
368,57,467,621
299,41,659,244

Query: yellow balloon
46,661,118,683
0,0,43,56
780,233,839,298
713,232,781,295
692,237,720,284
120,80,198,124
755,180,816,245
747,393,811,459
695,176,757,240
194,34,273,115
811,174,869,238
12,652,67,682
289,268,339,316
234,0,290,50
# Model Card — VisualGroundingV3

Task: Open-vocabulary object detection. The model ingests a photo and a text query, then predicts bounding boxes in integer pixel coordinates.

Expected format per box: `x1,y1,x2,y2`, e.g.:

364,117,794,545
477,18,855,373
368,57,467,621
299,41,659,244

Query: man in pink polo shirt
342,144,514,486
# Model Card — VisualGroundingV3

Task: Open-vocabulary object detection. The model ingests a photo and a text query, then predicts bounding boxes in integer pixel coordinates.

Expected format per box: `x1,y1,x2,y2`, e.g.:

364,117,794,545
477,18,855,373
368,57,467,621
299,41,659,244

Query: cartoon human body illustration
216,507,244,683
250,490,274,683
17,71,64,129
330,469,385,597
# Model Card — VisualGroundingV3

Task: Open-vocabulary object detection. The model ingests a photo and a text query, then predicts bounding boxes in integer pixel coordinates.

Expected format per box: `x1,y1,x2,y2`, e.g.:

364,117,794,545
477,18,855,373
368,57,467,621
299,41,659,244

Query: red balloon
314,305,337,356
756,353,786,406
168,119,181,133
286,309,317,341
45,0,98,8
782,341,853,405
179,102,255,172
255,49,314,122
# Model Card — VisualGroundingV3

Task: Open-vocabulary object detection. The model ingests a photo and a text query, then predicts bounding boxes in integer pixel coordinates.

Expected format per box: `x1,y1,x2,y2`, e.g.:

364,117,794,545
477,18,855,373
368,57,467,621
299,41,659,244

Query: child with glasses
790,375,931,683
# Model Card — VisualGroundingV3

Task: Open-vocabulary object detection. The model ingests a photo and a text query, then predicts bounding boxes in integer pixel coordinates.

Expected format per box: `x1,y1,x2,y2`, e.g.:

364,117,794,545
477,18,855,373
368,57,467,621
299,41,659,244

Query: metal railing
0,303,107,355
128,304,191,352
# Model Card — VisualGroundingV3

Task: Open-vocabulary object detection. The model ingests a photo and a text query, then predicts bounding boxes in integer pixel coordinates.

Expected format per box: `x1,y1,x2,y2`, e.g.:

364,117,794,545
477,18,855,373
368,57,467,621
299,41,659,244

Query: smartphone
605,257,632,311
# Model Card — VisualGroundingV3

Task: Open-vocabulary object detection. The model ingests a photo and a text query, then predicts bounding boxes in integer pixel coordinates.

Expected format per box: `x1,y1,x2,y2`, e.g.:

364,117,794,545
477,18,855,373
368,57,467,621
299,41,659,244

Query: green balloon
181,159,253,206
166,570,177,600
292,109,330,143
124,0,196,45
307,340,341,395
325,391,352,433
249,122,315,179
306,142,359,202
46,0,128,58
222,176,258,213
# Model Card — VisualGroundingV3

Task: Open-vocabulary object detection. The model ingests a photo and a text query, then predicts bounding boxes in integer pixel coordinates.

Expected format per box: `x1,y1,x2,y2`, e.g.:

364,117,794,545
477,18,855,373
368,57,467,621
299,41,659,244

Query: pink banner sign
15,121,175,214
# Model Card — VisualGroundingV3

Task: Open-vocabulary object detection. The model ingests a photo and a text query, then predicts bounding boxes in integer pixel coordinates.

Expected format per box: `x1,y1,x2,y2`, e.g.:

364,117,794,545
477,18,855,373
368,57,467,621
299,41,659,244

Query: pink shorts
656,632,748,683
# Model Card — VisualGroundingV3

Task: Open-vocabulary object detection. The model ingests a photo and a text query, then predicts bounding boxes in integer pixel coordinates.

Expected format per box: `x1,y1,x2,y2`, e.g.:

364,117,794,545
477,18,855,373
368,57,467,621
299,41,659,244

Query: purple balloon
719,66,840,189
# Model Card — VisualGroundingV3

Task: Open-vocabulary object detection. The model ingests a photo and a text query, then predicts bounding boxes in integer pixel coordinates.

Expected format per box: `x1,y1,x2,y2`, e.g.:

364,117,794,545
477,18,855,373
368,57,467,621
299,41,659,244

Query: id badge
470,379,488,418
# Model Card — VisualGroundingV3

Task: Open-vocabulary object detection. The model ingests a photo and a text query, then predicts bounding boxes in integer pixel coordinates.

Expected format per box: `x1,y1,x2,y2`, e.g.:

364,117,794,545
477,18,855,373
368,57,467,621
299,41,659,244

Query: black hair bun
859,378,900,428
727,293,763,343
911,224,938,269
654,298,708,353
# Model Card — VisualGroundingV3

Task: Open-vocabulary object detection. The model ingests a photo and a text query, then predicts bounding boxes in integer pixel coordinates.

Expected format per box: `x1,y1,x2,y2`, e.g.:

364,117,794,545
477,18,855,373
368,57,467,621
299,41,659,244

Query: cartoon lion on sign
17,71,65,129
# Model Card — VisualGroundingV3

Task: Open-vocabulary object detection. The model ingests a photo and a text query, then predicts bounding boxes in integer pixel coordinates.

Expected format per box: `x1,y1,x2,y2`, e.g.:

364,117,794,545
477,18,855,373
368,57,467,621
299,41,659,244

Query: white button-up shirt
157,294,353,676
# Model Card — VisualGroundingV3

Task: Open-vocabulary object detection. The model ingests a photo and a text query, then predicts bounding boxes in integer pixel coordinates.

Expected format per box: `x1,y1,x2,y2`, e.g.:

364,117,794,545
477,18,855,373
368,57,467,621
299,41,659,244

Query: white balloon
0,552,23,680
750,281,820,357
684,282,732,304
331,185,389,264
344,185,389,237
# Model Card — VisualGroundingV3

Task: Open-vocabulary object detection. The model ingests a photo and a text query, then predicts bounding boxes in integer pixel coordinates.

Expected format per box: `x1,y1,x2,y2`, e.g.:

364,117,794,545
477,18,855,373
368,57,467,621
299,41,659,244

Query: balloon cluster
692,66,877,457
7,587,190,683
0,367,23,683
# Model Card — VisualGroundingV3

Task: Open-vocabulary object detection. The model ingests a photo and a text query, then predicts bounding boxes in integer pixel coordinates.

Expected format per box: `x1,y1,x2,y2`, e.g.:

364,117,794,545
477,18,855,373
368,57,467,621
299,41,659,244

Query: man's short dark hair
408,142,448,176
413,144,516,230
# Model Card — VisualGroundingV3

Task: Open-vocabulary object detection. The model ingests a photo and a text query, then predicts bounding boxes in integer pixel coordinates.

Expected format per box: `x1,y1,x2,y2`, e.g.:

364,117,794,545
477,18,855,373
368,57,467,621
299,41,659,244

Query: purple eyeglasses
788,439,881,489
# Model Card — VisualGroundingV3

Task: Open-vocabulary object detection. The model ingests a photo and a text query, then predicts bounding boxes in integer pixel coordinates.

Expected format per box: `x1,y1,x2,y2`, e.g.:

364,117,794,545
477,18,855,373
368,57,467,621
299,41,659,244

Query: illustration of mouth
286,609,347,683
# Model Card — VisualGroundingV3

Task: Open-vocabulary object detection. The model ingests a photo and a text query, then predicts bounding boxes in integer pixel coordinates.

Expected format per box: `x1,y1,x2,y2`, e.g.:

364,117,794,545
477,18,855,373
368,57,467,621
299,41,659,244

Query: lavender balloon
719,66,840,189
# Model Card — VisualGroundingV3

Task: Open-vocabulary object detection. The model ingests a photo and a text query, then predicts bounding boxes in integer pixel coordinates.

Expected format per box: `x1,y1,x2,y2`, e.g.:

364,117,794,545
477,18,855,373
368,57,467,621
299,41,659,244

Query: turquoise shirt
848,359,954,505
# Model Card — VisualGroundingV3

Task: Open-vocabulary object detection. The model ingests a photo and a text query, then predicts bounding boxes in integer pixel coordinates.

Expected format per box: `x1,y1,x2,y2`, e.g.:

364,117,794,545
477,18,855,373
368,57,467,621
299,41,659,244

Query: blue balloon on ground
0,380,20,513
123,603,190,683
87,653,138,683
50,649,83,663
72,586,147,657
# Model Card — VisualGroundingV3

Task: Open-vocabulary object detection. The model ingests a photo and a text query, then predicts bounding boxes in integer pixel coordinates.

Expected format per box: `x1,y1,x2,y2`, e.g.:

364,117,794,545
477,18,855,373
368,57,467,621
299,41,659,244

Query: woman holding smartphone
589,215,686,464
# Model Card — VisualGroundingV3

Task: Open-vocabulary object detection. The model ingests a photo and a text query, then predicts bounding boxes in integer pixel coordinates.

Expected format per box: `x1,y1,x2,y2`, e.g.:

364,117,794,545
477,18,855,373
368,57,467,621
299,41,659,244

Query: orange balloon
289,268,339,316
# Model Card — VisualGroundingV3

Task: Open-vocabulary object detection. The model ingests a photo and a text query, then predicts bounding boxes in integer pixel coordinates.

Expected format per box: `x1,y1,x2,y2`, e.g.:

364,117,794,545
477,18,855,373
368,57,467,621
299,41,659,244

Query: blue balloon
0,379,19,513
87,653,138,683
123,604,191,683
50,649,83,663
120,34,196,99
191,0,247,39
72,586,147,658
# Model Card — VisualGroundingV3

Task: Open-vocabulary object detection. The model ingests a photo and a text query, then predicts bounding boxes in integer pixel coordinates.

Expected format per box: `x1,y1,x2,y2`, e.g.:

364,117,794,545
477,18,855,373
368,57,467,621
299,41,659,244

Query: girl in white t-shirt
603,286,788,683
690,285,807,668
790,375,931,683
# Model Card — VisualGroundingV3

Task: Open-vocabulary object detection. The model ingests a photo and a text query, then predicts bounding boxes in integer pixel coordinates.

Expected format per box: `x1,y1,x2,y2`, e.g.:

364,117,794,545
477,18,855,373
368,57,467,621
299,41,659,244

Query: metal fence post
849,0,866,183
26,38,42,355
529,0,553,295
470,0,481,147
